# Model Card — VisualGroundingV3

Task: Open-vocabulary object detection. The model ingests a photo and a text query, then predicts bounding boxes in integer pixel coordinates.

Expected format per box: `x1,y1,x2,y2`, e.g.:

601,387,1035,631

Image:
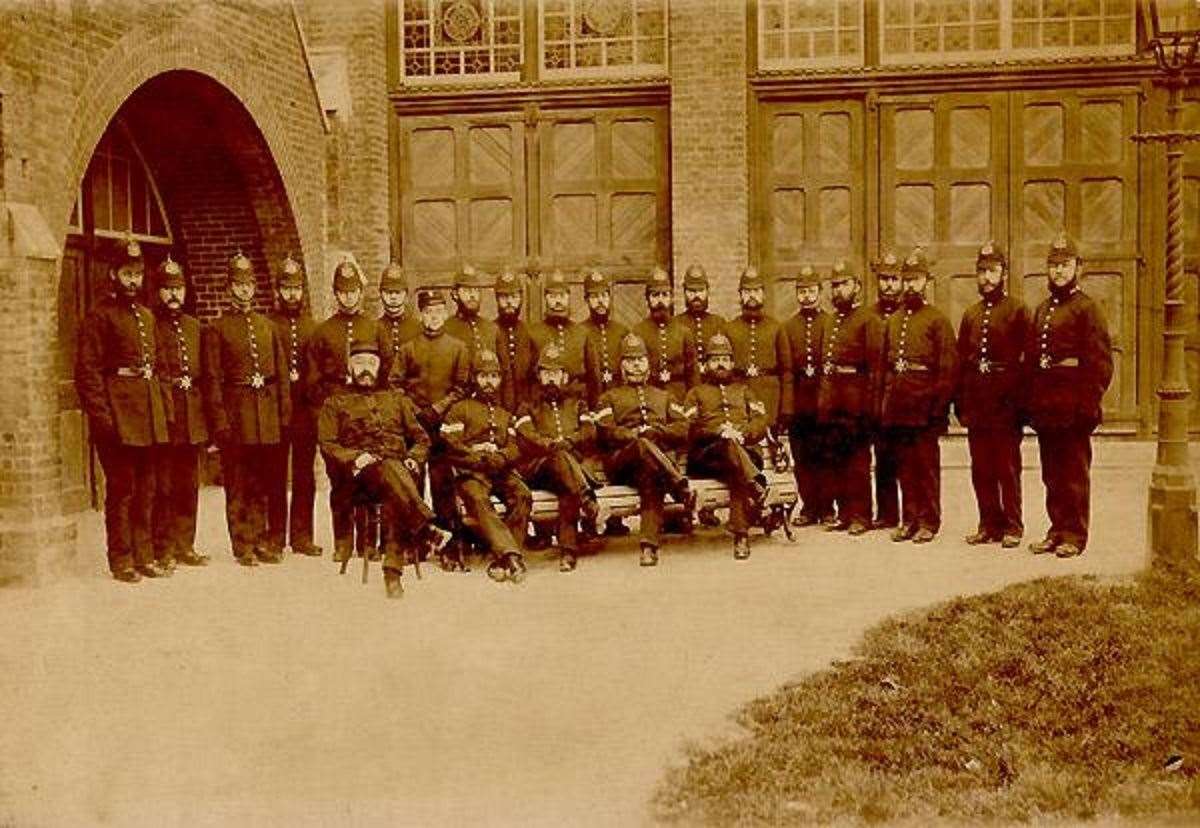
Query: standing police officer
494,269,536,413
580,268,628,408
445,264,501,364
674,264,727,381
528,269,591,402
870,251,904,530
378,261,421,366
782,264,831,526
1023,234,1113,558
726,266,793,432
633,266,697,402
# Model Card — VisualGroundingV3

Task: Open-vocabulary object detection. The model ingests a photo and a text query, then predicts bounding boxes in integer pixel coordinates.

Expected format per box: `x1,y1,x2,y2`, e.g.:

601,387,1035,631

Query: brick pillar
669,0,750,318
0,203,76,586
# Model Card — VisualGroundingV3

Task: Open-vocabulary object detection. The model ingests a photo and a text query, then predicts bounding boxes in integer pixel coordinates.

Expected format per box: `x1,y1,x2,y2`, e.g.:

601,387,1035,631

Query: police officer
514,345,601,573
494,269,536,413
684,334,771,561
440,349,530,582
870,251,905,530
528,269,591,401
1024,233,1113,558
674,264,728,381
152,255,210,571
726,265,793,431
955,242,1030,549
267,254,322,558
633,266,697,402
580,268,628,408
76,240,171,582
318,340,452,599
878,248,956,543
594,333,696,567
202,252,292,566
818,260,881,535
445,264,501,364
782,264,832,526
378,261,421,366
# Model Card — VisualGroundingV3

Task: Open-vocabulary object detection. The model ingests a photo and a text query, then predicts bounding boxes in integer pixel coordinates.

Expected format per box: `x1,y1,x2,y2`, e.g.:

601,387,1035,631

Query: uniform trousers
889,426,942,534
1034,426,1092,549
152,443,200,562
455,470,531,555
222,443,286,558
967,426,1024,538
687,438,765,535
329,459,436,572
279,425,319,552
606,437,687,547
824,422,872,525
788,418,832,521
95,440,156,573
872,429,901,526
522,449,592,553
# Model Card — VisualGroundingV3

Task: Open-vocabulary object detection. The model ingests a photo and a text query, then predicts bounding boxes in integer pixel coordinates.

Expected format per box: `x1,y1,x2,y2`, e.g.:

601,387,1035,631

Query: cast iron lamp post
1133,0,1200,562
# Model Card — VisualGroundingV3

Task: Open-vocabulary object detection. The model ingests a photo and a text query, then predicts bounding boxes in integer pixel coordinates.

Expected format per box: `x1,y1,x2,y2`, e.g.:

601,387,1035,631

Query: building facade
0,0,1194,583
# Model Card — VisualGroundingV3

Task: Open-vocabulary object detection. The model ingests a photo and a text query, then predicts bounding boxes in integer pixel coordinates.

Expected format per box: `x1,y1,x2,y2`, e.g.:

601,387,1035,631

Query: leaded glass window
401,0,524,81
82,122,171,244
540,0,668,77
758,0,865,69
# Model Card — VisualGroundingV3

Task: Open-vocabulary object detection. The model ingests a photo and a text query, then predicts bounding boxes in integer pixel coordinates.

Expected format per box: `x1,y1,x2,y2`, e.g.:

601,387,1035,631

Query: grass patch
655,559,1200,825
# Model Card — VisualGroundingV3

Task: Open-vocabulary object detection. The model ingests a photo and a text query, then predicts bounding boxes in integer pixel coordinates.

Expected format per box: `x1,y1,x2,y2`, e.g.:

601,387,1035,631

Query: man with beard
76,240,171,582
514,345,601,573
267,254,322,558
318,340,452,599
684,334,771,561
494,269,536,412
955,242,1030,550
674,264,727,381
1023,234,1113,559
152,255,210,571
528,269,591,402
817,260,881,536
440,349,530,583
870,251,904,531
726,265,793,431
594,334,696,567
445,264,501,364
781,264,832,527
878,248,956,544
580,269,628,407
378,261,421,366
633,266,697,402
202,252,292,566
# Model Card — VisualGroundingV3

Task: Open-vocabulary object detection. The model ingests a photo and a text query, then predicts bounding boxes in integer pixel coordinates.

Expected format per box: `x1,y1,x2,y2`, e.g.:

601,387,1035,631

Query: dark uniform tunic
496,316,536,414
153,307,208,563
528,317,592,402
879,300,956,534
268,308,321,554
379,311,422,367
76,295,171,573
683,381,770,535
871,298,903,527
514,392,598,554
305,311,390,414
817,304,883,527
441,395,531,556
580,315,629,408
202,309,292,559
594,383,690,547
1022,288,1113,549
674,309,727,381
317,386,434,572
445,313,502,366
726,311,793,428
955,294,1031,540
633,316,697,402
782,308,831,522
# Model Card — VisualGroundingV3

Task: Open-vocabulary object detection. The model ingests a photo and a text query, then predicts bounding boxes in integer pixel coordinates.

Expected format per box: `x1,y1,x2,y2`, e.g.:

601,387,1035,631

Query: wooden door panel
56,243,94,513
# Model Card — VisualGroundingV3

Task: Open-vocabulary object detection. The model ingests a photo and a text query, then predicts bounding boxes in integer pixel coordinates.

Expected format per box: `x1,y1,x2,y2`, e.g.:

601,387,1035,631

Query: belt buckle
179,375,192,391
806,365,817,378
978,358,990,374
895,357,908,374
250,372,265,389
140,365,154,380
290,369,300,383
658,369,671,383
601,370,613,385
1039,354,1051,370
746,365,759,378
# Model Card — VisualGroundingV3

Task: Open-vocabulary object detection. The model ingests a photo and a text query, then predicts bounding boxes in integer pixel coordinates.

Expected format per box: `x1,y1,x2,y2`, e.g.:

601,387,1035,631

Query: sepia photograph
0,0,1198,824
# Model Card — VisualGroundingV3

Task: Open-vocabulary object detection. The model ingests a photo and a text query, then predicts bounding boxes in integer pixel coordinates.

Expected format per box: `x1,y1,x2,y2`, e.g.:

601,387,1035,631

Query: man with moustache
580,269,628,408
152,255,210,571
633,266,697,402
378,261,422,366
782,264,832,527
528,269,592,402
445,264,501,364
593,333,696,567
318,340,452,599
684,334,771,561
267,254,322,558
202,252,292,566
726,265,793,433
817,260,881,536
494,269,536,413
76,240,171,582
878,248,956,544
514,345,601,573
440,349,530,582
870,251,905,531
955,242,1030,550
674,264,727,381
1023,233,1113,559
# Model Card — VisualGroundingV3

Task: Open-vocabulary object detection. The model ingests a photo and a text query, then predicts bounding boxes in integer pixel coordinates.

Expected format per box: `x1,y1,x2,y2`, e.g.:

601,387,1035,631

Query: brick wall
668,0,751,318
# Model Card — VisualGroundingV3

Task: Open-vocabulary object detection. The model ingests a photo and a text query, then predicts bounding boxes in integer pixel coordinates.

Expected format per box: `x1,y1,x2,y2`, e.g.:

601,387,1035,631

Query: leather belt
1039,356,1079,369
974,359,1010,373
826,364,861,375
226,374,277,388
114,366,153,379
893,359,930,373
167,375,196,390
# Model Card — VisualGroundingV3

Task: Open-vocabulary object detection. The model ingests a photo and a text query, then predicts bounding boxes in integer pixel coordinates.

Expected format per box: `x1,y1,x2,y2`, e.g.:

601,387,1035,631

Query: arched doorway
57,70,307,514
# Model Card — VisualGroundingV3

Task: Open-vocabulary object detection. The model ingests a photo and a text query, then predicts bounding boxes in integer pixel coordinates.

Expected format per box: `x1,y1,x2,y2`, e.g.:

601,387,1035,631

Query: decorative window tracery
540,0,668,76
401,0,524,81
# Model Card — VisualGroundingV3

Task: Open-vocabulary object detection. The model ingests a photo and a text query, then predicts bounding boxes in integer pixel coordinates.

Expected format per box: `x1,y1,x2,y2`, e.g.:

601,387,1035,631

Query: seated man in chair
441,349,530,582
318,340,451,598
683,333,770,561
593,333,696,568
